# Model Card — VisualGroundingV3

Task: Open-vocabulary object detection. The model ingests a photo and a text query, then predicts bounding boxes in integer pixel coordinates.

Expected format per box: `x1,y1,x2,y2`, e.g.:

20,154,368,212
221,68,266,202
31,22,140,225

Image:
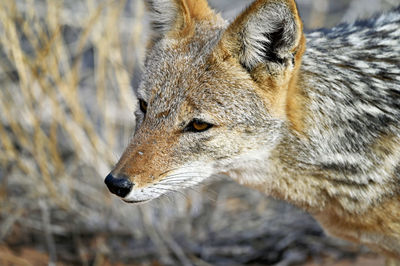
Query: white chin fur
123,188,157,203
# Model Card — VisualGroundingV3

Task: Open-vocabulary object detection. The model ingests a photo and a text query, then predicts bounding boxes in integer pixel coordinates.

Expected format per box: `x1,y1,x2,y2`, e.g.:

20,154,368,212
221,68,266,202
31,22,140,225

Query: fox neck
259,31,400,215
236,131,330,213
238,35,400,215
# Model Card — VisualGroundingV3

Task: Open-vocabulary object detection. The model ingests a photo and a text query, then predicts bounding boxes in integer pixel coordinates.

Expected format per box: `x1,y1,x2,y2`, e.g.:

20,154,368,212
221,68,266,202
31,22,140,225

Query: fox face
105,0,305,203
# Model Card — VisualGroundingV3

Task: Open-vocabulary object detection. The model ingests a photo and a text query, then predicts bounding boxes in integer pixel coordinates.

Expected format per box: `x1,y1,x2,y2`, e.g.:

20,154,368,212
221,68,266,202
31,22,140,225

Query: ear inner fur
222,0,303,68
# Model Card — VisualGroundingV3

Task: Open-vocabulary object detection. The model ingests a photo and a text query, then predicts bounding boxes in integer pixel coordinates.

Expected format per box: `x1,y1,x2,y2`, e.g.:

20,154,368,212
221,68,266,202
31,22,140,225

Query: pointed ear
144,0,214,42
221,0,305,72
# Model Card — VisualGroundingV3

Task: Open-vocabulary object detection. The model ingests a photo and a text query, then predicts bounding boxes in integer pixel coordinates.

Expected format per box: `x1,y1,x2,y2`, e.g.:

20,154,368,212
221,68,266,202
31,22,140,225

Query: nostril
104,173,133,198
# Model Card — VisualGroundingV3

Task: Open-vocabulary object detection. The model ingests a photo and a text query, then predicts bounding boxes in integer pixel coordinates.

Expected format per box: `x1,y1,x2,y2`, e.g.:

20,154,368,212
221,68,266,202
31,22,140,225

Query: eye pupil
139,99,147,113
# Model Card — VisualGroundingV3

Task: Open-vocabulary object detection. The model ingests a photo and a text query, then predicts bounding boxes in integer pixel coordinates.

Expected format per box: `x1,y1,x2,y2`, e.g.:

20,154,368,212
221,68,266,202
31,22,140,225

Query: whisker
161,171,211,180
140,172,218,204
160,173,211,182
150,186,176,192
150,186,190,201
158,176,201,183
156,176,210,192
158,165,203,178
181,185,203,194
149,183,180,192
157,181,200,187
160,175,211,184
158,168,177,177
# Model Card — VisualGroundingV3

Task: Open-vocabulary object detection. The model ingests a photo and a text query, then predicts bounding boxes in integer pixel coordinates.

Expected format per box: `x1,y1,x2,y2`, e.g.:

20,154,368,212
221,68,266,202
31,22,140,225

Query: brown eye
185,119,213,133
193,121,209,131
139,99,147,113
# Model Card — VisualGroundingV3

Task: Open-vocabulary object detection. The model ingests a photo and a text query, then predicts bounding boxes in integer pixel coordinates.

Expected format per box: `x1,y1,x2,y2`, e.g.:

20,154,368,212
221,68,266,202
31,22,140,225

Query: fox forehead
138,31,272,125
138,25,224,96
139,60,271,127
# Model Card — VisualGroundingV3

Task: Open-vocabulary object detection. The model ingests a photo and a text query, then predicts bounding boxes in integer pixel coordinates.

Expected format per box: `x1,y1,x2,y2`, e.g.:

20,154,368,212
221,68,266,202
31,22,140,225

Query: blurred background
0,0,398,265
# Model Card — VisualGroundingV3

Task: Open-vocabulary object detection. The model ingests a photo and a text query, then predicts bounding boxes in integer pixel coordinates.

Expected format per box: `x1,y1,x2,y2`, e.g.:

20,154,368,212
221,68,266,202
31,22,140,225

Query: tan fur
315,196,400,259
112,128,178,187
286,34,307,133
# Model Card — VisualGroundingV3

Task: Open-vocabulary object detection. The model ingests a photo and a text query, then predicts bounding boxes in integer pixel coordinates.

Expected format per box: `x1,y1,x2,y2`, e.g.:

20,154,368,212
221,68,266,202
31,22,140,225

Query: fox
104,0,400,261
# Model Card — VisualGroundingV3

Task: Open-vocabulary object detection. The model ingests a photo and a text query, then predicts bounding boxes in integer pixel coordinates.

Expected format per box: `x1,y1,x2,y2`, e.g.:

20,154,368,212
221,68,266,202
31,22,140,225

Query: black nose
104,174,133,198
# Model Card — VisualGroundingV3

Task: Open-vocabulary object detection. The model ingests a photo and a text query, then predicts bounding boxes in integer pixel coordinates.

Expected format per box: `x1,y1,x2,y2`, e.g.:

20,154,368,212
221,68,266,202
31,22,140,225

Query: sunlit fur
107,0,400,259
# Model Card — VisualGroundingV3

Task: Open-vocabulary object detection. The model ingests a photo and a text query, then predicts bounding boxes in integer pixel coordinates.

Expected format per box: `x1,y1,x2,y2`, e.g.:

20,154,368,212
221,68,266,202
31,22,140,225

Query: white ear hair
145,0,180,38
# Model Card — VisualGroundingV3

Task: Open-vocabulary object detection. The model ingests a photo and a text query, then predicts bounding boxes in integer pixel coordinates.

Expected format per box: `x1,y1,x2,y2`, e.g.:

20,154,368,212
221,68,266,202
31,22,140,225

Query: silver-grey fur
301,8,400,212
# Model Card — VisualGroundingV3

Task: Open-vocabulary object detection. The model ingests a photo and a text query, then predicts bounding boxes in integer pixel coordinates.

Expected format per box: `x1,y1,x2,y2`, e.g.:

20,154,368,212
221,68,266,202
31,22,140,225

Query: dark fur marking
260,25,286,64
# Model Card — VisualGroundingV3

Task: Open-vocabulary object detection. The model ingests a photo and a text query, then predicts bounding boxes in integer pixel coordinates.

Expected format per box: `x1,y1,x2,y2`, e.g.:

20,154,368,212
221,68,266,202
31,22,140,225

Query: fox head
105,0,306,203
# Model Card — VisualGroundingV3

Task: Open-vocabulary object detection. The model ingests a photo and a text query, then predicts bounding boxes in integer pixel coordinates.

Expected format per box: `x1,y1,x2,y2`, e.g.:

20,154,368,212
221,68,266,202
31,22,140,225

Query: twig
39,200,57,266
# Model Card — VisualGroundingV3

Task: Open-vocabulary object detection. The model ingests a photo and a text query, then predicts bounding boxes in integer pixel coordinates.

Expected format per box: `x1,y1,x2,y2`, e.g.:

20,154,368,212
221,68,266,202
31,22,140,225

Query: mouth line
122,198,150,204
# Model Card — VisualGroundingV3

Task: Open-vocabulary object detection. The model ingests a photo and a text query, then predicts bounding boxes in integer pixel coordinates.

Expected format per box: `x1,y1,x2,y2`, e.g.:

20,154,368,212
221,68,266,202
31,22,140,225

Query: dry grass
0,0,147,263
0,0,396,265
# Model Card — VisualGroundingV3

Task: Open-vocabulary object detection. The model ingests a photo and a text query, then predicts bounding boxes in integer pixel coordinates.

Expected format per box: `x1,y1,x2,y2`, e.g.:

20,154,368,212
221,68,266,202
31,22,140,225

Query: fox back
105,0,400,260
